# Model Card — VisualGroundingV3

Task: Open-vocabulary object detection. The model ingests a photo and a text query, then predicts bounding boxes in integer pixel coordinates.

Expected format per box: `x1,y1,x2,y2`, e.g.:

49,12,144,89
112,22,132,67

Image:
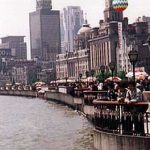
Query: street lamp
78,73,82,89
90,69,95,83
91,69,95,77
65,51,69,78
100,65,105,82
109,62,115,79
65,76,68,85
128,50,138,84
79,73,82,81
56,55,60,79
85,70,89,87
146,36,150,50
75,51,79,76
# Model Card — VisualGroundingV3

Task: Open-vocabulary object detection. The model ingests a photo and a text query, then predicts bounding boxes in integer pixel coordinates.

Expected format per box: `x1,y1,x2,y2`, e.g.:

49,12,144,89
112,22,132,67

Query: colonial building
88,0,129,73
136,16,150,34
89,0,150,74
7,60,38,85
56,0,150,79
37,68,55,83
56,22,91,79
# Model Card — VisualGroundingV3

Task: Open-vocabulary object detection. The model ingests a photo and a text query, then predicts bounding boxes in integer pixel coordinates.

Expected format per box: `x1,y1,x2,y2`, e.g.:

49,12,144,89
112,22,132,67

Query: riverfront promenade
0,86,150,150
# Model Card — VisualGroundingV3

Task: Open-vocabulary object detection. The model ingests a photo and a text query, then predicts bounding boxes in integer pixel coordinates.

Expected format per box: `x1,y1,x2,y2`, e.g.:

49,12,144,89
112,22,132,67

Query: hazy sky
0,0,150,58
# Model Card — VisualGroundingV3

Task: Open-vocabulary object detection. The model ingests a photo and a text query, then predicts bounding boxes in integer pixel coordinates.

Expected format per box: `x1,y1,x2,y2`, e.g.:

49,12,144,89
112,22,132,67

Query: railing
93,100,150,136
83,91,108,105
74,88,90,98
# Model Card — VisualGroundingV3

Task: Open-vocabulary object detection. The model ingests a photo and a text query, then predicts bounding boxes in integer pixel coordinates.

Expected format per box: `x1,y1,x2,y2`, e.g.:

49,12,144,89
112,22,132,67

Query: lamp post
146,36,150,50
65,51,69,78
109,62,115,80
91,69,95,77
75,51,79,76
79,73,82,81
128,50,138,84
100,65,105,82
79,73,82,88
56,55,60,79
85,70,89,87
91,69,95,83
65,76,68,85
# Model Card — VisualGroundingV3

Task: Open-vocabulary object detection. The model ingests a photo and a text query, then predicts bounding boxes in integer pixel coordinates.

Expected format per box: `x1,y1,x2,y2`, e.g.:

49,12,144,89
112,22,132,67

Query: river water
0,96,96,150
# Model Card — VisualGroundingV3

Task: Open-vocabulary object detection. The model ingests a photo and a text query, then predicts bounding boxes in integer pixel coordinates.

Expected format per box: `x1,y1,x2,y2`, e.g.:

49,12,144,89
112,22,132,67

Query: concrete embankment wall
94,129,150,150
0,90,36,97
44,91,76,108
0,90,77,109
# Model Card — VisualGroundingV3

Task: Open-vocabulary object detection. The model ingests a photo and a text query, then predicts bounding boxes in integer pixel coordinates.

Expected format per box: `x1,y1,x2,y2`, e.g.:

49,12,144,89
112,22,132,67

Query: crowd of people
73,78,150,102
88,79,149,135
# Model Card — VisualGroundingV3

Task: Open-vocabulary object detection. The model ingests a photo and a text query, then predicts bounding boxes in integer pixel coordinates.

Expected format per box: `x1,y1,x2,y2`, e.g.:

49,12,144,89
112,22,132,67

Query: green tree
117,71,126,80
96,71,111,82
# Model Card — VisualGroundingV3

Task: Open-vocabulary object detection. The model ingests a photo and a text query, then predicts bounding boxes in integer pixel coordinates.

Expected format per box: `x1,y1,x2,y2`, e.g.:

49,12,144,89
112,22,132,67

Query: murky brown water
0,96,96,150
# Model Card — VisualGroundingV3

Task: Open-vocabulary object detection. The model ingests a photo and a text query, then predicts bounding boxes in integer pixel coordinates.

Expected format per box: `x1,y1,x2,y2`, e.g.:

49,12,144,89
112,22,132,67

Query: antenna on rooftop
84,13,88,24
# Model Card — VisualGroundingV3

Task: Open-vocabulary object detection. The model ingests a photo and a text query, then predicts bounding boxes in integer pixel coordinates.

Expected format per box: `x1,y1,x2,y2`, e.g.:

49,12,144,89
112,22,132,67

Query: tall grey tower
29,0,61,65
36,0,52,10
104,0,123,22
61,6,84,52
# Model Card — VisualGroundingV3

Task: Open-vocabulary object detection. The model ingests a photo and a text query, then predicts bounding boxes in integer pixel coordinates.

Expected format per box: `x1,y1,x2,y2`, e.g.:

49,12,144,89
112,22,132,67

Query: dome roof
77,24,91,35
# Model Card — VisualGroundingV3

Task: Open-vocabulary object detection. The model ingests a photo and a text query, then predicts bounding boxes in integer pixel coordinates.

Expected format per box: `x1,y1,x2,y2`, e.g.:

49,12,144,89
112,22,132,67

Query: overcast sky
0,0,150,58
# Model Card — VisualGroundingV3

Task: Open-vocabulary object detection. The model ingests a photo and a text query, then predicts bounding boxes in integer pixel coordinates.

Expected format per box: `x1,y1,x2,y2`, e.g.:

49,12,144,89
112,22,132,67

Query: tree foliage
96,70,126,81
96,71,111,82
117,71,126,79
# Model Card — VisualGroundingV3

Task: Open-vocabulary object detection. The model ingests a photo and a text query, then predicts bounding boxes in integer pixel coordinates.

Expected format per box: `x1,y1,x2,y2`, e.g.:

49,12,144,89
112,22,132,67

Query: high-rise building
29,0,61,66
0,36,27,60
61,6,84,52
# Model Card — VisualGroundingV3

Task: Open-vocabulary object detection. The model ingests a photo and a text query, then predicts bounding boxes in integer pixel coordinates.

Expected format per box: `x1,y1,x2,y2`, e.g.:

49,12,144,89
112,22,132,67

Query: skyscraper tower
36,0,52,10
29,0,61,65
61,6,84,52
104,0,123,22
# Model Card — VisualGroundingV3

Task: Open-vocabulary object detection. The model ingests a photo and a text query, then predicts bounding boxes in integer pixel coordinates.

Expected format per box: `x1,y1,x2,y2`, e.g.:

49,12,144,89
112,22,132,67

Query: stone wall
94,129,150,150
45,91,76,108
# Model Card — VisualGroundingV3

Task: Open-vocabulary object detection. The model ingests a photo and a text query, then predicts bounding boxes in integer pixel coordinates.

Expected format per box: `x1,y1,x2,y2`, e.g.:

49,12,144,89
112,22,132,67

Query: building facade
136,16,150,34
0,36,27,60
56,22,91,79
29,0,61,67
89,0,127,73
60,6,84,52
56,0,150,78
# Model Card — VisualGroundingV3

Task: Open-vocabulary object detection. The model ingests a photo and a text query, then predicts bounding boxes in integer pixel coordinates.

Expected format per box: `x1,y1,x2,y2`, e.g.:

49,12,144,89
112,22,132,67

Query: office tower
61,6,84,52
29,0,61,66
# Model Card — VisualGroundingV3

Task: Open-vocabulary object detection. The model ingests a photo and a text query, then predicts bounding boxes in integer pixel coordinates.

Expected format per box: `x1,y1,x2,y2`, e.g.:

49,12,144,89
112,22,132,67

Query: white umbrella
126,71,148,78
34,81,45,85
56,79,75,83
82,77,96,82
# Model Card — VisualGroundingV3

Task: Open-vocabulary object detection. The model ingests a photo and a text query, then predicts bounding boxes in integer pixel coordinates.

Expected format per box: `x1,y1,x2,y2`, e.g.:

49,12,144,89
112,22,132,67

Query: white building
56,22,91,79
116,22,131,73
117,35,131,73
60,6,84,52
